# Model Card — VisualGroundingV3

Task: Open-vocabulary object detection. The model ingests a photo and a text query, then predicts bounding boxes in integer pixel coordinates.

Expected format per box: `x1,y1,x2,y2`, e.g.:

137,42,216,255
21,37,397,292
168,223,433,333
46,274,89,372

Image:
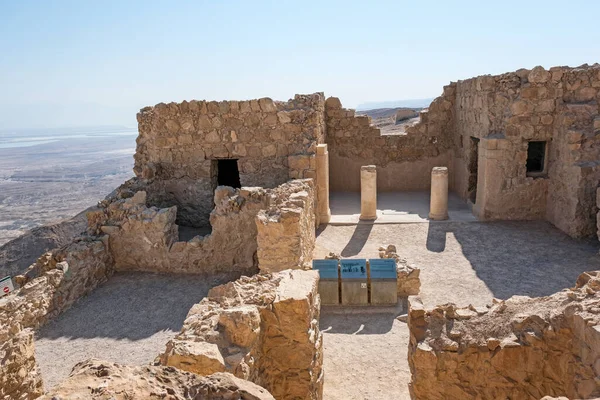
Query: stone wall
0,329,42,400
87,179,316,277
134,94,325,227
88,186,266,277
452,65,600,236
160,269,323,400
0,238,113,399
256,180,316,273
324,88,455,192
408,271,600,399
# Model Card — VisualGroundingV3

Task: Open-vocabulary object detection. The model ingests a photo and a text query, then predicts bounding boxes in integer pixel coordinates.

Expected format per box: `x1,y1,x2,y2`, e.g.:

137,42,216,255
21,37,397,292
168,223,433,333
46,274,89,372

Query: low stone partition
256,180,315,273
40,359,275,399
160,269,323,400
378,245,421,296
88,179,316,277
0,238,113,400
88,187,267,276
408,271,600,399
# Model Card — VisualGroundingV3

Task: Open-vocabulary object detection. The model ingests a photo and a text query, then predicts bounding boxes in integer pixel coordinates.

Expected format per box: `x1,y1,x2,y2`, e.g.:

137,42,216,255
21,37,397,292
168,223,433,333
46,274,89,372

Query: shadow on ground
340,223,374,257
320,300,406,335
37,272,224,341
426,220,600,299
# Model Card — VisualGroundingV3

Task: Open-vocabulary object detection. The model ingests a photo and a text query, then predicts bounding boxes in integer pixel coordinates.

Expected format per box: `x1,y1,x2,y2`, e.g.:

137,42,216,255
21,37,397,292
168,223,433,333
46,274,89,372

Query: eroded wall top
134,93,325,186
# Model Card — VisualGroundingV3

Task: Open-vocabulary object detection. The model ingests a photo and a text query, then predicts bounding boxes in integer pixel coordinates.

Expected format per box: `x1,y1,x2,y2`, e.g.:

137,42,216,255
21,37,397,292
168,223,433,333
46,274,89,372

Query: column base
319,209,332,224
360,214,378,221
428,212,448,221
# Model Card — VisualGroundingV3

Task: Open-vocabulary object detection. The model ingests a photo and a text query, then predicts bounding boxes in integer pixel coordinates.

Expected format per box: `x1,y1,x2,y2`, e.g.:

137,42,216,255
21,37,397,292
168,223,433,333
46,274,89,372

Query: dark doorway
216,159,241,188
526,141,546,175
468,137,480,203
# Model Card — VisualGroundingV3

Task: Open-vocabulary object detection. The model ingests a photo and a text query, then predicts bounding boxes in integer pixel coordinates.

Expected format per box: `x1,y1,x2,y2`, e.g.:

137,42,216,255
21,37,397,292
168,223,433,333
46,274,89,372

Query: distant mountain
356,98,434,111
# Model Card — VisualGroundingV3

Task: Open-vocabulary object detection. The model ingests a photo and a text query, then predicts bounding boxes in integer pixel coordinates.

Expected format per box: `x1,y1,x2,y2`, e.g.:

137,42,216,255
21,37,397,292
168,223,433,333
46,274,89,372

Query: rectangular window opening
526,141,547,176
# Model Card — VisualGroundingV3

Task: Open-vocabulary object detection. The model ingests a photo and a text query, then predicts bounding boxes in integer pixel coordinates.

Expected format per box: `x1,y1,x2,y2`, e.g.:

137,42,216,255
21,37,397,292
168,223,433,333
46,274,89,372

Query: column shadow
340,223,374,257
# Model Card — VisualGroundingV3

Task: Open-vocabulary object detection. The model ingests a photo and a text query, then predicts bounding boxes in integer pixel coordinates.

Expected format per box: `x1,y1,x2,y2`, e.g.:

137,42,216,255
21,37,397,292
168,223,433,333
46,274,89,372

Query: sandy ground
35,272,225,389
320,303,410,399
316,220,600,399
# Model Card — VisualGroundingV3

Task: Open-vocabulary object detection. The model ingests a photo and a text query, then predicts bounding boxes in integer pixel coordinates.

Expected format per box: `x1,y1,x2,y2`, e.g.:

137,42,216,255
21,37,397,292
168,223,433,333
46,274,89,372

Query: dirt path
317,220,600,399
321,304,410,399
35,272,224,389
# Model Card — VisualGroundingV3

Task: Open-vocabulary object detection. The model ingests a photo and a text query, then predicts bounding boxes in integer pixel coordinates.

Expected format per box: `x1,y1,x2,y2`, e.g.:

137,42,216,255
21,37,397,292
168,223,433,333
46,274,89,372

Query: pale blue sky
1,0,598,128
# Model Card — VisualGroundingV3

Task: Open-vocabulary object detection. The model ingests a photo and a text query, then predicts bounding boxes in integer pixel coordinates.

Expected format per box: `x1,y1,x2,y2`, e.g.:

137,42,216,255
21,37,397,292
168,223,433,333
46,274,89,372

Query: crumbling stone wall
378,245,421,296
324,88,455,192
41,359,275,400
160,269,323,400
0,329,42,400
256,180,316,273
88,186,266,277
0,239,113,399
408,271,600,400
87,179,316,277
134,94,325,227
452,65,600,236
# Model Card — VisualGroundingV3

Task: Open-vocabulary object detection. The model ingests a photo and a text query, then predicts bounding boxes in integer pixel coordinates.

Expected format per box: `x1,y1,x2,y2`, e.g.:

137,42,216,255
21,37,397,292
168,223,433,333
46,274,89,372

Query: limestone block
325,97,342,109
259,270,322,399
258,97,277,113
163,340,226,375
218,306,261,348
288,154,311,171
528,66,550,83
256,180,315,273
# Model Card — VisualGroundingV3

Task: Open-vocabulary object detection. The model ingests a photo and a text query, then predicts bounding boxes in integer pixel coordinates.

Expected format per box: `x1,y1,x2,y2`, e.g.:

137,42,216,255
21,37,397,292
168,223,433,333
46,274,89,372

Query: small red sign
2,286,9,294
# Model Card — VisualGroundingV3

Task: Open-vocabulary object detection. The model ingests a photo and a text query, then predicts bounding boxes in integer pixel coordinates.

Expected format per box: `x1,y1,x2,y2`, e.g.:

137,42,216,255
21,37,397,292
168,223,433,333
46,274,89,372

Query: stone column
360,165,377,220
429,167,448,220
316,144,331,224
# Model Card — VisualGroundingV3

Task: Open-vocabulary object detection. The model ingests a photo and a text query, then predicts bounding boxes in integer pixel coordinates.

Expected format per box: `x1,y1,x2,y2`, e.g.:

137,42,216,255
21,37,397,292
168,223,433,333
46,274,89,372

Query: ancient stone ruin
2,63,600,399
41,360,275,400
408,271,600,399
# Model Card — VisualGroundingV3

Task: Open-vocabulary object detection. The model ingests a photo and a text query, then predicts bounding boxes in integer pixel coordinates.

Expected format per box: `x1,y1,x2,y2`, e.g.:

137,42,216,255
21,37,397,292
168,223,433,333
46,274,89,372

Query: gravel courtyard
35,272,224,389
317,220,600,399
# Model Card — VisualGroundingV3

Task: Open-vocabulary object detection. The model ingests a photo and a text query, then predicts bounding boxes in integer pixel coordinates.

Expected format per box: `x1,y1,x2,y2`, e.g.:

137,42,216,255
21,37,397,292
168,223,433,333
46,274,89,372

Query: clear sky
1,0,598,128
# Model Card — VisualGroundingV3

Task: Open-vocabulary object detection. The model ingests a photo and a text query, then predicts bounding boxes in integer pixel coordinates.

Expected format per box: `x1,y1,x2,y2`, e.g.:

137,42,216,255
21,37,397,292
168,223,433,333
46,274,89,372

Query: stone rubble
39,359,275,400
160,269,323,400
378,245,421,296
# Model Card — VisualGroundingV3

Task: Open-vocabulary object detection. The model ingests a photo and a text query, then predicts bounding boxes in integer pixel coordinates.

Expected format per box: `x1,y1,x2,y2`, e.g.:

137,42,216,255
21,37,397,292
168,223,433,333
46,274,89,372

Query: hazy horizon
2,0,599,130
0,97,436,130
